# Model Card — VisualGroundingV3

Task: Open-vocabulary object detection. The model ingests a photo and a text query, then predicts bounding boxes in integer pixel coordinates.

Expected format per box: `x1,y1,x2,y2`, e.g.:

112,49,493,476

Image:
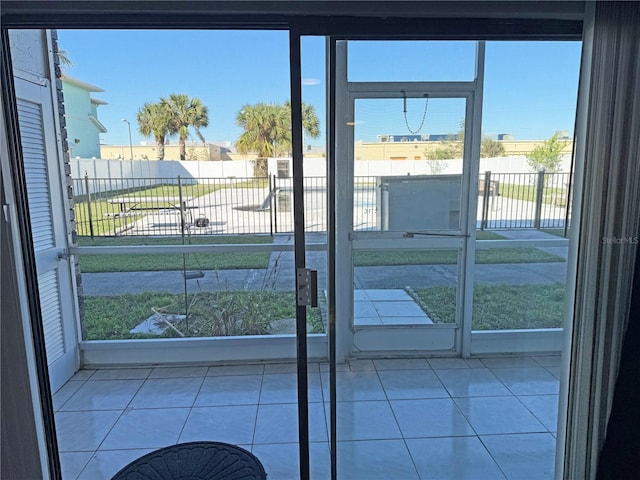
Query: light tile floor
55,355,561,480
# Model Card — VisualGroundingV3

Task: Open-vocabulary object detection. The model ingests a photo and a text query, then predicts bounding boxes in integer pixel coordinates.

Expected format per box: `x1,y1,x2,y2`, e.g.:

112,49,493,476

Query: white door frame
334,41,485,360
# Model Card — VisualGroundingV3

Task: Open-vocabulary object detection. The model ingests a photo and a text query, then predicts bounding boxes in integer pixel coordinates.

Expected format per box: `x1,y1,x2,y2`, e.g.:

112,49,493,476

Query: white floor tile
481,433,556,479
100,408,189,450
252,442,330,480
490,367,560,395
195,375,262,406
391,398,475,438
337,439,420,479
321,371,386,401
59,451,92,480
373,358,429,370
56,410,122,452
179,405,258,445
259,372,324,404
454,396,546,435
254,403,327,444
148,366,209,378
77,449,153,480
53,381,84,411
329,401,401,441
129,377,203,408
60,380,143,411
89,368,151,380
435,368,511,397
518,395,559,432
378,369,449,400
407,436,506,479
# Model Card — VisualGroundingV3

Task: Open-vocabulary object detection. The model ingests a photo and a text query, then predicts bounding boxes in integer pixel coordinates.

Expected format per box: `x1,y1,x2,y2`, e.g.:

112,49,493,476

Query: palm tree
235,101,321,177
161,94,209,161
56,48,72,69
136,102,174,160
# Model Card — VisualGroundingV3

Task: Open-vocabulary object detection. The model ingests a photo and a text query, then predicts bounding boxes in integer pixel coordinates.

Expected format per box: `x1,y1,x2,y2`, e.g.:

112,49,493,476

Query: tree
526,133,569,172
423,120,464,161
235,101,320,176
56,48,72,69
481,137,505,158
136,102,175,160
161,94,209,161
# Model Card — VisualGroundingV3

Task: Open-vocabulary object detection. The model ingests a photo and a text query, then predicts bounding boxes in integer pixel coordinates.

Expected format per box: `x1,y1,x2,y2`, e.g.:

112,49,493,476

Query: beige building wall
99,140,569,162
354,139,573,160
100,145,325,162
100,144,223,161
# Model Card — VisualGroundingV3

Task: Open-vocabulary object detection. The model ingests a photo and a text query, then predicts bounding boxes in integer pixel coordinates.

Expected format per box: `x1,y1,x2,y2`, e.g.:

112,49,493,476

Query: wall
100,143,223,161
71,154,572,195
355,139,574,160
62,80,102,158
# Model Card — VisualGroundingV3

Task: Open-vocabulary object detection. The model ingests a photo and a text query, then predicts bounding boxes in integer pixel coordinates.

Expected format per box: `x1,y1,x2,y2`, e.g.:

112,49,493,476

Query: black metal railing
73,171,572,238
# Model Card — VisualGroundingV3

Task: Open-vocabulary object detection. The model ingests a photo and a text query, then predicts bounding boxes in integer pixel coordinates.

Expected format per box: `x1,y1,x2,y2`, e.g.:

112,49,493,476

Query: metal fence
479,171,572,231
73,171,571,238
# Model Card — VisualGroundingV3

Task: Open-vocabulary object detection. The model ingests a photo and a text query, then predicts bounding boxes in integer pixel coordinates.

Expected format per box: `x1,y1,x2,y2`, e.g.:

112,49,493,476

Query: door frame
12,36,81,393
334,41,485,360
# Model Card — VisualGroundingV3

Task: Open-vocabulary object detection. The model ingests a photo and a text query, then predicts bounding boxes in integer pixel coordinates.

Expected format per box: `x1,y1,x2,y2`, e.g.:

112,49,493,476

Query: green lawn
83,290,323,340
353,230,564,266
412,283,566,330
541,228,570,238
499,182,568,206
78,235,272,272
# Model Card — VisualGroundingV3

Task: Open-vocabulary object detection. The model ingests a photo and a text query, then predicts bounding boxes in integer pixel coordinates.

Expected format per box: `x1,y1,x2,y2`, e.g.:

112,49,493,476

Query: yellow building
354,139,573,161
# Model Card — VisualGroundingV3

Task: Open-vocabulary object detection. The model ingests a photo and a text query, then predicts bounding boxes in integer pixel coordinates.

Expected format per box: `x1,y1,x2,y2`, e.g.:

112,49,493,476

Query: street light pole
122,118,133,160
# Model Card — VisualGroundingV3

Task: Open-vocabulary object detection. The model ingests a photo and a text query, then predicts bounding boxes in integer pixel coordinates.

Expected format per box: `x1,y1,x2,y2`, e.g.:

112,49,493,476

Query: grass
83,290,324,340
412,283,566,330
78,235,272,272
499,183,568,206
541,228,570,238
74,179,268,237
353,230,565,266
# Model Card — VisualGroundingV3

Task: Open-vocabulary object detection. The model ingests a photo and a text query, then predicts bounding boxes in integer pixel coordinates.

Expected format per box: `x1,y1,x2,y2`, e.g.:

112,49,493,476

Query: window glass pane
348,40,476,81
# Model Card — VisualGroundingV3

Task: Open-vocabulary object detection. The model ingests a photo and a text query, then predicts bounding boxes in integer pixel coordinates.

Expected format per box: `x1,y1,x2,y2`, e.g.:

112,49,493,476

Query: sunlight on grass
83,290,323,340
78,235,272,272
412,283,566,330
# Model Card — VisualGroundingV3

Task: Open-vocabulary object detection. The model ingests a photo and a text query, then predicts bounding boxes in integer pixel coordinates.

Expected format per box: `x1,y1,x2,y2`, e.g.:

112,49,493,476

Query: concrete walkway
81,230,569,296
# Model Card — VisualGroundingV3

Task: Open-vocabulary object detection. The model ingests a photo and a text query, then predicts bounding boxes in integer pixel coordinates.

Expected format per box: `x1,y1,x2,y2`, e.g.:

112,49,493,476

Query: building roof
90,97,108,105
61,73,104,92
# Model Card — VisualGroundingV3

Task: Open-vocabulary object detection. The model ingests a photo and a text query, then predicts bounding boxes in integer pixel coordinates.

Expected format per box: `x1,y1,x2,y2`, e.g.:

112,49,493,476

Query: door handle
296,268,318,307
403,232,470,238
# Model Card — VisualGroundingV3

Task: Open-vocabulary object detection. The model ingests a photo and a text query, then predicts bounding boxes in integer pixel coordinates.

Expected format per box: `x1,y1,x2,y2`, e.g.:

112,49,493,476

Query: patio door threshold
470,328,563,355
78,335,328,367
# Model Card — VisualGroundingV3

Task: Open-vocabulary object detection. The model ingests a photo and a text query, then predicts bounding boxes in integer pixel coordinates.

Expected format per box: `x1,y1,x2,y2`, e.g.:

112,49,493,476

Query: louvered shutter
17,97,66,366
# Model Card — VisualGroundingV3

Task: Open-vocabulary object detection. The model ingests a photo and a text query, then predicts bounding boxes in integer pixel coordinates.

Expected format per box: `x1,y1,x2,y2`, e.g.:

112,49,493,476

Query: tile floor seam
250,372,266,447
486,366,522,397
90,375,150,454
476,434,511,480
373,364,423,479
54,380,87,412
512,393,558,434
71,453,93,480
174,374,207,443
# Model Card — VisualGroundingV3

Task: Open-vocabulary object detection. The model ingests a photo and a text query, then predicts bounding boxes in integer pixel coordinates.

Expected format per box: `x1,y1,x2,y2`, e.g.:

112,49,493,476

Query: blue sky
58,30,581,146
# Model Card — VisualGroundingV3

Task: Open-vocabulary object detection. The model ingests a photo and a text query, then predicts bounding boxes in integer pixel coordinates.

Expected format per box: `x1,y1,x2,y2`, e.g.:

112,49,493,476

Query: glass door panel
350,96,469,354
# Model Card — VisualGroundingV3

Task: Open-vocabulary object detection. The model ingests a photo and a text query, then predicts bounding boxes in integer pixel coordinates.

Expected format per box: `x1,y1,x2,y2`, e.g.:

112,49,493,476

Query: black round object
111,441,267,480
195,217,210,228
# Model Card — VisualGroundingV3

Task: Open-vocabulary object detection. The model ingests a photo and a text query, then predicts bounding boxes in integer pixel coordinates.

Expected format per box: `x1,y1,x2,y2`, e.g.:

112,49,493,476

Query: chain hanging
402,91,429,135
